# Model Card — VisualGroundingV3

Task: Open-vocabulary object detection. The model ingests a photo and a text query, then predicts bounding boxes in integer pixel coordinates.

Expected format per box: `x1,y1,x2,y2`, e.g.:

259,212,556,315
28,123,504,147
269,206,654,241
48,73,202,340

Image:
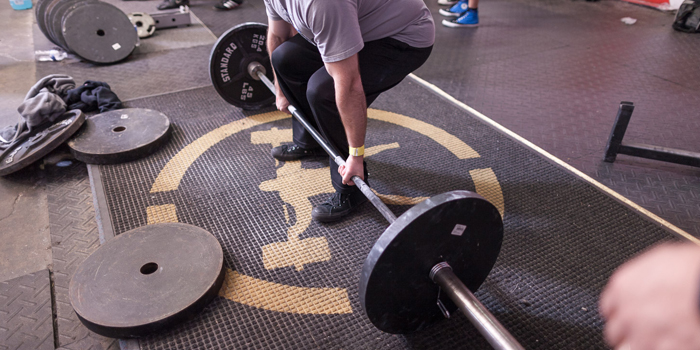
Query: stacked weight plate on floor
64,2,138,63
34,0,54,46
34,0,138,64
0,110,85,176
37,0,85,50
52,0,95,51
69,223,226,338
67,108,172,164
36,0,64,47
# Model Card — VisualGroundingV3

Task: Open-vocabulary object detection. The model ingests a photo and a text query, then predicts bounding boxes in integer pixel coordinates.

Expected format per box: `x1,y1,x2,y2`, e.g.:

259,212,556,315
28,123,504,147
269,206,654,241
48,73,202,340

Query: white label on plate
451,224,467,236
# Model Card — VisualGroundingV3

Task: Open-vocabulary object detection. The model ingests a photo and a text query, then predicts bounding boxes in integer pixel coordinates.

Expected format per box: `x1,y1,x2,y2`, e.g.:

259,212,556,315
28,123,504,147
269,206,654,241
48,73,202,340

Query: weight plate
209,22,276,110
50,0,82,51
359,190,504,334
128,12,156,39
69,223,225,338
35,0,52,43
42,0,65,46
62,2,138,64
67,108,171,164
0,110,85,177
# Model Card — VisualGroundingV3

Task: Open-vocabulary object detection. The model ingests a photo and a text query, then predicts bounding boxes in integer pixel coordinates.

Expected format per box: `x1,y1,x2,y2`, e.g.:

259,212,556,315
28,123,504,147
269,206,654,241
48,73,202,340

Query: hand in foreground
600,242,700,350
338,156,364,186
276,92,290,114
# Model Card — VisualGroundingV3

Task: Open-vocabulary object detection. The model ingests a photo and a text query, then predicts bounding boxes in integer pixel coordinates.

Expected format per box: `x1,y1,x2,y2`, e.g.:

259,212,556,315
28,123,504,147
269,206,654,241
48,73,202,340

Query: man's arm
267,19,296,114
324,54,367,186
600,242,700,350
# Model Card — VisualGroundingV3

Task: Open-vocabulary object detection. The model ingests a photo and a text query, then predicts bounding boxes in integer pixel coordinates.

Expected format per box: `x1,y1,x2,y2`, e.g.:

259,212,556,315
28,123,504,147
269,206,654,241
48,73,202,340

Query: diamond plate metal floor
188,0,268,37
45,164,119,350
418,0,700,237
0,270,53,350
34,44,213,103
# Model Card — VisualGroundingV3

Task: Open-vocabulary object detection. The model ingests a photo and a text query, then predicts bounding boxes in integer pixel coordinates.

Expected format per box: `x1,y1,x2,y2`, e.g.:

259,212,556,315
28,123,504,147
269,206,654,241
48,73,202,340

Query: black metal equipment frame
603,101,700,168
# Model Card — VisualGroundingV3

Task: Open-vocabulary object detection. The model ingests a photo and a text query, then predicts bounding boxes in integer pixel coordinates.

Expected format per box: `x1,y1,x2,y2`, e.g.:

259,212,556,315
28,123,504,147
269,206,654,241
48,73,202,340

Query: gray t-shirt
264,0,435,62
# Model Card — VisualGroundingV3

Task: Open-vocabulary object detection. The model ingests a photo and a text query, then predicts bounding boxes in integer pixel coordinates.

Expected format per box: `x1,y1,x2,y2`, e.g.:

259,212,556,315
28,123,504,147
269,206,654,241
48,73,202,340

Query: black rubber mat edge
407,73,699,245
86,164,140,350
45,163,119,349
88,164,115,244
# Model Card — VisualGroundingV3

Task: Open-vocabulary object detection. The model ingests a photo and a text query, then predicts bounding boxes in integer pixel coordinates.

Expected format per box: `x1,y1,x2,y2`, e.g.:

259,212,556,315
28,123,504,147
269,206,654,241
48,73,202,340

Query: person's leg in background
214,0,243,11
437,0,459,6
156,0,188,11
440,0,480,28
156,0,243,11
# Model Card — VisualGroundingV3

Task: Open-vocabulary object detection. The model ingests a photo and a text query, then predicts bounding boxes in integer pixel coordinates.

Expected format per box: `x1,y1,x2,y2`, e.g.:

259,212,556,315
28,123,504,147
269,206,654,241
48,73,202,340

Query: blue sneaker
443,8,479,27
439,0,469,17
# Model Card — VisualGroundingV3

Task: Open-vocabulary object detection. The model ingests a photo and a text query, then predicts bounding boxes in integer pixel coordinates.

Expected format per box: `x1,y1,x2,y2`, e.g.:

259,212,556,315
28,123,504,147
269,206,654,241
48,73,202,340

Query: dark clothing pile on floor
673,0,700,32
0,74,122,157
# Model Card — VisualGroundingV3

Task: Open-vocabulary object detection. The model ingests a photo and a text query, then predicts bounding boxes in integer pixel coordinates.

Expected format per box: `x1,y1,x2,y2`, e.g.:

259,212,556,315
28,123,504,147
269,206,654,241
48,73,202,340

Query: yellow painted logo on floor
146,108,503,315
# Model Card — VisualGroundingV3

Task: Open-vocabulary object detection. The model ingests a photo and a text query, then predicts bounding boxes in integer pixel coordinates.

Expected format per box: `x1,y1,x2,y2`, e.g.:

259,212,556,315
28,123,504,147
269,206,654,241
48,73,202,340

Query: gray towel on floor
0,74,75,149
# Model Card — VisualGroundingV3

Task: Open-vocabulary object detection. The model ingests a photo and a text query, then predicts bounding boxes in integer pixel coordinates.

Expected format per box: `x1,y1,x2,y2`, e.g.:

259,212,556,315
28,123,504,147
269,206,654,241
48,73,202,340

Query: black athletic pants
271,34,432,194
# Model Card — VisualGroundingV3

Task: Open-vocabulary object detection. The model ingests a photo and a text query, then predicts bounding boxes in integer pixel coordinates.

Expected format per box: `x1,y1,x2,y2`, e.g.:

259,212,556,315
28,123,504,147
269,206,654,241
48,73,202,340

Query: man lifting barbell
263,0,435,222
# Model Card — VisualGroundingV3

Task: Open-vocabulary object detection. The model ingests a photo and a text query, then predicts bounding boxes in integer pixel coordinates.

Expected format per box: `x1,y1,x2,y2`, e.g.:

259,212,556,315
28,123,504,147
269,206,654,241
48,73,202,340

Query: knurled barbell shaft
431,263,525,350
249,61,398,223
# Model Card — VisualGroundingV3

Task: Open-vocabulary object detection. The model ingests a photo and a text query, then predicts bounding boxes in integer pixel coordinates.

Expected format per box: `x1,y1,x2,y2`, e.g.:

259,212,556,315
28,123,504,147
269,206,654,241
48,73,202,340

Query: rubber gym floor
1,0,699,349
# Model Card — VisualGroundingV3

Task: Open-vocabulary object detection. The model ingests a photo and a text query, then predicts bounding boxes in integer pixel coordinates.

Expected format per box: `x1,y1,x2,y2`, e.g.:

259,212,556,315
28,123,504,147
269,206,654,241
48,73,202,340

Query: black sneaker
270,144,324,161
157,0,188,10
312,190,368,222
214,0,241,10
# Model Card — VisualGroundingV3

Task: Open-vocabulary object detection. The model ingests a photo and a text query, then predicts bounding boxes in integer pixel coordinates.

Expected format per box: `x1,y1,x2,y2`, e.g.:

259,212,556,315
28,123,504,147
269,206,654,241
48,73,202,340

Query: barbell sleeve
249,61,398,224
431,263,525,350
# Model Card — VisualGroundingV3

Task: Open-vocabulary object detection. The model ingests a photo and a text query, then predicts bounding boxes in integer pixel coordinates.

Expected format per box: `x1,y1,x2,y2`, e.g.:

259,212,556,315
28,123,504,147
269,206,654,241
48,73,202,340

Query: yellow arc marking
368,109,480,159
470,168,505,217
151,111,289,193
146,204,178,224
219,269,352,315
372,190,429,206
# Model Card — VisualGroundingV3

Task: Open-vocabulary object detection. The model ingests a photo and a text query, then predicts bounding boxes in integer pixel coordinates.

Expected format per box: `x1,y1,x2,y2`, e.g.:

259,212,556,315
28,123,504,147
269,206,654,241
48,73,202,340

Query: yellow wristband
349,145,364,157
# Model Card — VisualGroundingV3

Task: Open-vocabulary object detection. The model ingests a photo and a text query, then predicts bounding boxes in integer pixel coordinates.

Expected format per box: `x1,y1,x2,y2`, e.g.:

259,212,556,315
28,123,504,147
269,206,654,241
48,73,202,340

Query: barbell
210,22,524,350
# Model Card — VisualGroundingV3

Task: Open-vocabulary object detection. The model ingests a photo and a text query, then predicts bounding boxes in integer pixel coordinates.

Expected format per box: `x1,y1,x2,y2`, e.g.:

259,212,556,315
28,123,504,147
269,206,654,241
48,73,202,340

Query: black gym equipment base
604,102,700,168
94,81,676,349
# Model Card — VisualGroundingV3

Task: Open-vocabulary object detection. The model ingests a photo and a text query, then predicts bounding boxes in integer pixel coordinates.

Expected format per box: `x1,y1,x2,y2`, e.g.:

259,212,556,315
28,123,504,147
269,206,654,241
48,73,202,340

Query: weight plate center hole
113,126,126,133
135,21,143,27
140,262,158,275
96,29,105,37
